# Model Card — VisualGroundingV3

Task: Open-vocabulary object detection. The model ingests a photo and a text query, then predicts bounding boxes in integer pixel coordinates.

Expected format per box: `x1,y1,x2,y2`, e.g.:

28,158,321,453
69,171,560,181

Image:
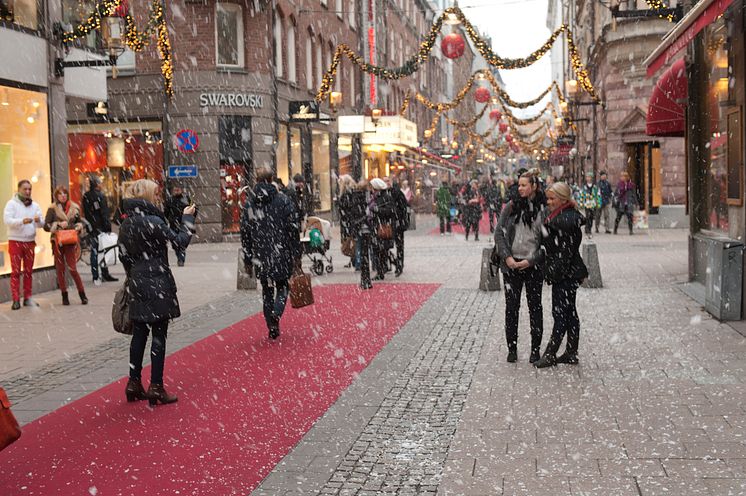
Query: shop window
287,21,296,83
338,136,352,177
316,40,323,88
273,11,283,78
335,0,342,19
348,0,355,27
216,3,244,68
1,0,40,30
306,34,313,91
0,86,53,275
291,127,301,177
277,124,289,185
312,130,331,211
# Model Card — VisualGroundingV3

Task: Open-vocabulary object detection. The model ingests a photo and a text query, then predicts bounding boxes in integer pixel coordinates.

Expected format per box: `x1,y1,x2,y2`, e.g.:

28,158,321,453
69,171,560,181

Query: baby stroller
301,216,333,275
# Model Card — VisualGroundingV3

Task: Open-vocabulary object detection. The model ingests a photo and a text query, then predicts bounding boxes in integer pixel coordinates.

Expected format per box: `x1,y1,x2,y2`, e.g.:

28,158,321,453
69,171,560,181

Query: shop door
626,142,661,214
219,116,253,234
220,163,250,233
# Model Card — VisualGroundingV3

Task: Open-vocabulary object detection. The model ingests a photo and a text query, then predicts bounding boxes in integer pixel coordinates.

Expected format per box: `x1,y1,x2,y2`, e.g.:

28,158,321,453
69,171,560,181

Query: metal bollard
237,248,257,290
581,241,603,289
479,247,501,291
407,208,416,231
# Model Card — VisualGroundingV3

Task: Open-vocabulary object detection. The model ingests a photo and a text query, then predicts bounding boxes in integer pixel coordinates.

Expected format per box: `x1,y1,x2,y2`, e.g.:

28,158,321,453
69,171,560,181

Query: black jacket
494,200,545,271
82,189,111,234
118,199,194,323
371,189,395,230
390,185,410,232
541,207,588,285
164,194,193,230
339,190,369,238
240,183,301,282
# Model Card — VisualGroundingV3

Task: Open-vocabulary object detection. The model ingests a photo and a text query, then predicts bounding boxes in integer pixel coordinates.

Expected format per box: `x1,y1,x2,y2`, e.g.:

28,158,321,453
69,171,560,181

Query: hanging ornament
474,87,491,103
505,134,514,143
499,122,509,134
441,33,465,59
489,109,502,121
511,144,520,153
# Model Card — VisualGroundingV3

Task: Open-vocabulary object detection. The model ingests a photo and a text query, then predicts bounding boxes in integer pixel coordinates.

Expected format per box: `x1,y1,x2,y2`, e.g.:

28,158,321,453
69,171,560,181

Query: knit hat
370,178,387,190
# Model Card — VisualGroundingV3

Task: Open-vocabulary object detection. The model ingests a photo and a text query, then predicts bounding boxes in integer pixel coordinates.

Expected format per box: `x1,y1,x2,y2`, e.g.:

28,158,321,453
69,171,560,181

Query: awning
646,58,687,137
644,0,736,77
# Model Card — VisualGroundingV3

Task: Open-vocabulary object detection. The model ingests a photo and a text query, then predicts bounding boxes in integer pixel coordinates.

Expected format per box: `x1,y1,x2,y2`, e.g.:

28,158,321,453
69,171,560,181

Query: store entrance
626,142,662,215
220,163,251,234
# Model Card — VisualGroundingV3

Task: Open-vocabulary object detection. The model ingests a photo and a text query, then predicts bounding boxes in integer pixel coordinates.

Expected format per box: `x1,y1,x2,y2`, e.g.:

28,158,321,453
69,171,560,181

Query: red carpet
0,283,438,496
429,211,494,236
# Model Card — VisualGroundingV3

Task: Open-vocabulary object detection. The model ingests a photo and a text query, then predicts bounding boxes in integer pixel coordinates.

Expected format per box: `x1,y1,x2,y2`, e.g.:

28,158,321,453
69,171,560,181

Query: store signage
289,100,320,122
176,129,199,153
199,93,264,108
338,115,366,134
556,135,576,146
167,165,198,178
362,116,418,148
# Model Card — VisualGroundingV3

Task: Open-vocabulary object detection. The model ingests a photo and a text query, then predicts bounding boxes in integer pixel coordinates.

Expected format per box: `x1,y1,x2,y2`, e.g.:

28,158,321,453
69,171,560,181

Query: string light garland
644,0,676,22
315,6,602,104
61,0,174,97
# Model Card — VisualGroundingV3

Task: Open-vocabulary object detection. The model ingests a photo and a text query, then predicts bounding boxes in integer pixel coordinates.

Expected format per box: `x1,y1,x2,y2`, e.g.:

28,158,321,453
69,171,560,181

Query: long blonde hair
338,174,357,195
125,179,160,206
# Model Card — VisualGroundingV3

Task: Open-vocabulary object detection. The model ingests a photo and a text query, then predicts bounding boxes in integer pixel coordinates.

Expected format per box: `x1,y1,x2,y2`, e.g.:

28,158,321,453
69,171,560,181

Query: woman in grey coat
494,171,545,363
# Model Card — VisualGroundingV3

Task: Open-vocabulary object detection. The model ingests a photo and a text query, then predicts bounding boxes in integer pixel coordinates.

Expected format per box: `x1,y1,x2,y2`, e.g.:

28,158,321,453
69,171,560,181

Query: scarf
513,191,544,226
545,201,574,224
16,193,32,207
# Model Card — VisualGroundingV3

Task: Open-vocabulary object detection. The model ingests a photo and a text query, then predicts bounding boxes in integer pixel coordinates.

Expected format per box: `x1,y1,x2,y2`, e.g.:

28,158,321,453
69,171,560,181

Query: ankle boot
61,291,70,306
125,378,147,402
147,383,178,406
79,291,88,305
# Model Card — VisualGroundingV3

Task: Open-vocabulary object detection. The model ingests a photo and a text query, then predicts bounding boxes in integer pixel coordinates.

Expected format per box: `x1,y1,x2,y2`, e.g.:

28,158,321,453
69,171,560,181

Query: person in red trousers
3,180,44,310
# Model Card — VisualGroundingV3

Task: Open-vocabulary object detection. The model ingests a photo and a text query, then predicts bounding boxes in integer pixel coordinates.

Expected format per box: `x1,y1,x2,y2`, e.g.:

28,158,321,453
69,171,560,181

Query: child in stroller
301,216,333,275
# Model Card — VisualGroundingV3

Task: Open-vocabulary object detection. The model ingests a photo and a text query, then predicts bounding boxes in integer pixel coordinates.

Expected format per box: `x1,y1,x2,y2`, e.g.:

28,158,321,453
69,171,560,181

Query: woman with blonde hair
43,185,87,305
118,179,195,405
534,182,588,368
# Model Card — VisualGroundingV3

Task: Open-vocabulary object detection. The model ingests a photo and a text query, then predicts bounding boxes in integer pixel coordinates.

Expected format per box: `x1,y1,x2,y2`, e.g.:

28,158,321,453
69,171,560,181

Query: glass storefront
277,124,289,186
0,86,53,275
703,15,730,232
1,0,39,29
338,136,352,177
312,130,331,211
219,115,252,233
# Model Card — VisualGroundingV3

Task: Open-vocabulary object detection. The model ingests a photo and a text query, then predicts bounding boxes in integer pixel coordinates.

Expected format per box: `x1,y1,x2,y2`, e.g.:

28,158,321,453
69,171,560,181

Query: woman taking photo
44,186,87,305
495,171,545,363
534,182,588,369
118,179,195,405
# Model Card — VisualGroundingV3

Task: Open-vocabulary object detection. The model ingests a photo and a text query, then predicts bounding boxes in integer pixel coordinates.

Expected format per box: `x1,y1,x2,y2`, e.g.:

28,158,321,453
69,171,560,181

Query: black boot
556,353,579,365
125,378,148,402
11,300,20,310
147,383,178,406
268,317,280,340
79,291,88,305
101,269,119,282
507,347,517,363
61,291,70,306
534,353,557,369
613,219,619,235
530,349,541,364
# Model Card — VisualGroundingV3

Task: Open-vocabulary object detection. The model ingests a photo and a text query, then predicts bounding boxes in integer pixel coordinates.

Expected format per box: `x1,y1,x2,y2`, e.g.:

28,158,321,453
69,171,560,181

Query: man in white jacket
3,180,44,309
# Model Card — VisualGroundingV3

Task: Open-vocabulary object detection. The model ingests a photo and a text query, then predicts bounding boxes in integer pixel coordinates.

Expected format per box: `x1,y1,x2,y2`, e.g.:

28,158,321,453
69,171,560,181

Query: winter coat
614,180,638,213
3,196,44,242
461,186,482,224
577,183,601,210
390,185,410,232
118,199,194,323
240,182,301,282
370,189,395,231
164,194,194,230
484,183,502,211
541,206,588,285
43,201,85,243
82,189,112,234
598,179,613,206
435,186,451,217
494,200,545,272
339,189,369,238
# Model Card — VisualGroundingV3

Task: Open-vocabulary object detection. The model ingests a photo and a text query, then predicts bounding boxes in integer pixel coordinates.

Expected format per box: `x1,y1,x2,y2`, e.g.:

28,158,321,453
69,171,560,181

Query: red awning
645,0,736,78
646,58,687,137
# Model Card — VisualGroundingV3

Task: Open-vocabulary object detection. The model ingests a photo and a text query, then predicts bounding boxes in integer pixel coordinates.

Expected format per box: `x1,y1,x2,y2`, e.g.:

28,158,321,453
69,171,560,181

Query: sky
456,0,554,105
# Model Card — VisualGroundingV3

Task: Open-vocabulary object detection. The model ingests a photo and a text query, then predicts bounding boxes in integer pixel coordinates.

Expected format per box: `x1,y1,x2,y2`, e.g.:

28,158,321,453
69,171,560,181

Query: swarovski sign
199,93,264,108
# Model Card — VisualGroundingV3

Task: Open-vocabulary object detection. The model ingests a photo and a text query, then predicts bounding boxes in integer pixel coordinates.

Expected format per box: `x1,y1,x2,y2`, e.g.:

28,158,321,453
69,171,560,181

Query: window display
0,86,53,275
312,130,331,212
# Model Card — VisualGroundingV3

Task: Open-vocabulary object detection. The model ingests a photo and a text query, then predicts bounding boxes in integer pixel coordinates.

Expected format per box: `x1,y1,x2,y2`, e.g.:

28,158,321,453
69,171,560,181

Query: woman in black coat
369,178,395,281
118,179,195,405
340,180,373,289
534,182,588,369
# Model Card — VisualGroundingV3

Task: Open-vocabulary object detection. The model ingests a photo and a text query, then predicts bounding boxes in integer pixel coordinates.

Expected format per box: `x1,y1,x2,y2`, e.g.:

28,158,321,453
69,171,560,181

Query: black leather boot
125,378,148,402
79,291,88,305
61,291,70,306
147,383,178,406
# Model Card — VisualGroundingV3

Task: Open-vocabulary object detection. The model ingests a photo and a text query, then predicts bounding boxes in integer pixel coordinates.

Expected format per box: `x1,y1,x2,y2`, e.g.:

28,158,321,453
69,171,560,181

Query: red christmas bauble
505,134,514,143
441,33,465,59
511,144,520,153
499,122,509,134
475,87,491,103
489,109,502,121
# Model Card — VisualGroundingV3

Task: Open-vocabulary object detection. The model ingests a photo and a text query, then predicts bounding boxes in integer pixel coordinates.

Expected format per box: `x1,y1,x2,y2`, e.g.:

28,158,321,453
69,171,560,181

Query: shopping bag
98,232,119,266
289,269,314,308
0,387,21,452
341,237,356,257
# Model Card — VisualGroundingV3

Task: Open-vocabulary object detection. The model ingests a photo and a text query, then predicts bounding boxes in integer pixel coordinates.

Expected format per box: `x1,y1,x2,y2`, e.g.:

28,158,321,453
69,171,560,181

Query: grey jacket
494,201,545,272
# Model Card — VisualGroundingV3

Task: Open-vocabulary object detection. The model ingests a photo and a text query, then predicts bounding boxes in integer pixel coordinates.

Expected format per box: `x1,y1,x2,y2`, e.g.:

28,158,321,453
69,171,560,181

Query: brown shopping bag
289,268,314,309
0,387,21,452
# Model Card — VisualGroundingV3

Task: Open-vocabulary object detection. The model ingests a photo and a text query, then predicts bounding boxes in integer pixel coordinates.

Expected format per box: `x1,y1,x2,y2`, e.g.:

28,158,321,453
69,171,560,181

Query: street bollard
407,209,416,231
479,247,501,291
581,241,603,289
237,248,257,290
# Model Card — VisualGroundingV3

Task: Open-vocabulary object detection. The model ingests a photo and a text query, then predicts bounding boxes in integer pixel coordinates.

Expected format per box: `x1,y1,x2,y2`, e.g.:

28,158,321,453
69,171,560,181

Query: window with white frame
287,21,297,83
274,13,283,78
306,35,313,90
316,40,323,88
336,0,342,19
216,3,244,68
348,0,355,27
349,67,355,107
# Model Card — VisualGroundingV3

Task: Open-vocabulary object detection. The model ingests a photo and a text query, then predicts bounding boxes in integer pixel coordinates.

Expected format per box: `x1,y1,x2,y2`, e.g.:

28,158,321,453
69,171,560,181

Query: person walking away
369,178,395,281
82,176,118,285
436,181,452,235
595,171,613,233
3,180,44,310
164,184,195,267
578,172,601,239
534,182,588,369
43,186,88,305
614,171,637,235
463,180,482,241
285,174,308,232
118,179,195,405
484,178,502,233
495,171,545,363
389,177,409,277
241,166,301,339
337,175,359,268
351,180,373,289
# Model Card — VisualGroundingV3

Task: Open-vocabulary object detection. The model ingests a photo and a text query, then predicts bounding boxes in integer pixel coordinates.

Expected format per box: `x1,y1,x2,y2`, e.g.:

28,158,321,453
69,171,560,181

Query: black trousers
394,230,404,272
130,320,169,384
502,266,544,354
544,279,580,357
439,215,451,234
614,210,634,233
260,278,289,328
359,233,372,286
584,209,595,234
487,207,498,232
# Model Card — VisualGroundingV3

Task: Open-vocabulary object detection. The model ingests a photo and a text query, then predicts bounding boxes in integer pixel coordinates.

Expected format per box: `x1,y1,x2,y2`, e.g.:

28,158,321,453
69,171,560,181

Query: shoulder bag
289,268,314,309
56,229,79,247
112,281,133,335
0,387,21,452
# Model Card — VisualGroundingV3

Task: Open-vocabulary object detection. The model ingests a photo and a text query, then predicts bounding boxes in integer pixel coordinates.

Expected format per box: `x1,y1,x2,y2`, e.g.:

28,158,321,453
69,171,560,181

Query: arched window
316,37,323,88
306,31,314,90
287,20,297,83
274,12,283,77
